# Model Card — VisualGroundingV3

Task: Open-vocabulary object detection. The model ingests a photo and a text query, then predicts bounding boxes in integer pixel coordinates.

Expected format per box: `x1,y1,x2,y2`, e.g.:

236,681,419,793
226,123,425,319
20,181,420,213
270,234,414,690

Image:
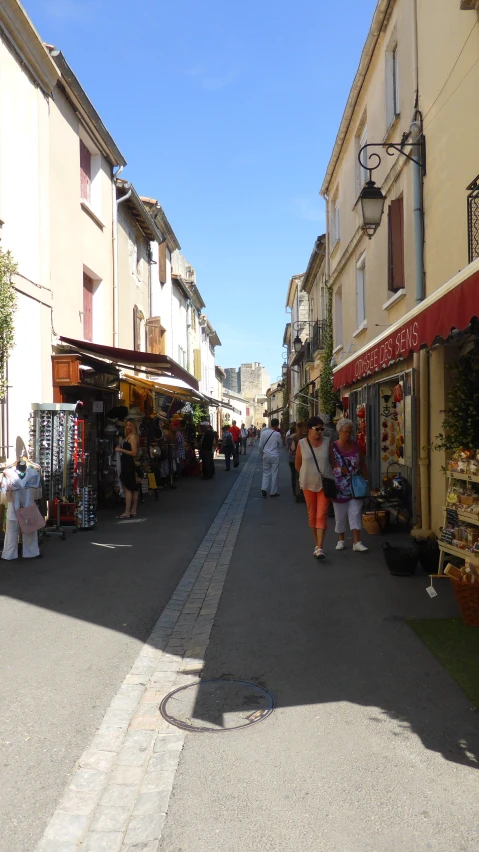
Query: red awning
59,336,199,390
333,261,479,390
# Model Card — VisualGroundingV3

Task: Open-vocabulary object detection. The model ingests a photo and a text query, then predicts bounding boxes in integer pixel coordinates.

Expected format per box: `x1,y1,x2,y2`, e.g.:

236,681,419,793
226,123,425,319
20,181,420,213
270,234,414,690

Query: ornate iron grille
467,175,479,263
311,319,327,354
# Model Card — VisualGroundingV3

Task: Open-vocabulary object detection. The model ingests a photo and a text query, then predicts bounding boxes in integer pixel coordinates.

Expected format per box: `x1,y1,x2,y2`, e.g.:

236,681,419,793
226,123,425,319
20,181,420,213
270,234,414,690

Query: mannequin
1,457,42,560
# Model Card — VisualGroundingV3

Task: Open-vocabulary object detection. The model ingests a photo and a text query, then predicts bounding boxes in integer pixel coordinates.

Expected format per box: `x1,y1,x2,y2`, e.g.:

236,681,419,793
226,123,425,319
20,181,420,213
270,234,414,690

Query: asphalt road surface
0,456,237,852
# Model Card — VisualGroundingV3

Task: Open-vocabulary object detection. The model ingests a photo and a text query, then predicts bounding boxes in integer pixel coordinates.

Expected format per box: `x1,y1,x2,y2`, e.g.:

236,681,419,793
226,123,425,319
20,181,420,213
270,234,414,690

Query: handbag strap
262,430,275,450
306,437,325,478
334,442,357,477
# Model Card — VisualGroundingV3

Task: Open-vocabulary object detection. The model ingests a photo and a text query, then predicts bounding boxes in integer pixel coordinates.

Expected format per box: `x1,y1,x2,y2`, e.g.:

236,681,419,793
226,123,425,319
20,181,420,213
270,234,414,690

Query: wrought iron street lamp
292,320,323,353
282,361,288,379
358,138,425,238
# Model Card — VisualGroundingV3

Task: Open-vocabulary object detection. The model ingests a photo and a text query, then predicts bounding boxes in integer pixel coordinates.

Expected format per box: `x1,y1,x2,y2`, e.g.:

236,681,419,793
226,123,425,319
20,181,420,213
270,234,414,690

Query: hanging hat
104,420,118,435
127,406,143,420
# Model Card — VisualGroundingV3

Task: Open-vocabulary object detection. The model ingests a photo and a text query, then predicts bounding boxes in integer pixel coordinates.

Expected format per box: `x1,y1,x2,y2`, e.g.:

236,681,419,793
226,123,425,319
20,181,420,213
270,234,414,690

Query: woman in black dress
115,419,139,518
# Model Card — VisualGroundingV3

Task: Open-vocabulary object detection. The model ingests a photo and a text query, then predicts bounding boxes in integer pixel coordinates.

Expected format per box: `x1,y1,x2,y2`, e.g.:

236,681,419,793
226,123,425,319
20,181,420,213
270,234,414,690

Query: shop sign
333,265,479,390
350,320,419,384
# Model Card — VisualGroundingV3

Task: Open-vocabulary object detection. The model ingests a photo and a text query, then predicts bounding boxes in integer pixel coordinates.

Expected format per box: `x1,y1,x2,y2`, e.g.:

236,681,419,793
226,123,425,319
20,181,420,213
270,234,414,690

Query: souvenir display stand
438,467,479,575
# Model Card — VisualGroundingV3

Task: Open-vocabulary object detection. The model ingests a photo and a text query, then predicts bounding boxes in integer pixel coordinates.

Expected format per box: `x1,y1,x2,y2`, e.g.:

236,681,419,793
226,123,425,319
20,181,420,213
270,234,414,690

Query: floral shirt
331,441,360,502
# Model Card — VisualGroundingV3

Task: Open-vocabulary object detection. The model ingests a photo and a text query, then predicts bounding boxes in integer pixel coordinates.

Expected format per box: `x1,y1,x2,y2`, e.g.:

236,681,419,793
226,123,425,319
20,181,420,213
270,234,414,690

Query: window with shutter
146,317,163,354
133,306,144,352
80,140,91,202
193,348,202,380
82,273,94,342
387,197,405,293
159,242,167,284
356,255,366,327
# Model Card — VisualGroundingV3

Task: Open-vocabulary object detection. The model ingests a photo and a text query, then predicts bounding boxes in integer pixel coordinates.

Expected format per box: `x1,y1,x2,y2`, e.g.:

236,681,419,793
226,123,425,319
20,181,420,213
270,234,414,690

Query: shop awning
59,336,199,391
122,372,206,403
333,259,479,390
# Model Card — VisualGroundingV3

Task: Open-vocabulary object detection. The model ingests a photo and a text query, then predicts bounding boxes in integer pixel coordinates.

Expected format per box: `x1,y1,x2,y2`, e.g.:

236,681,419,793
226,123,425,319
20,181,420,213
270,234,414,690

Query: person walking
200,424,216,479
115,419,139,518
221,424,235,471
229,420,241,465
258,417,283,497
295,415,334,560
247,426,254,447
240,424,248,455
329,418,369,552
286,422,297,497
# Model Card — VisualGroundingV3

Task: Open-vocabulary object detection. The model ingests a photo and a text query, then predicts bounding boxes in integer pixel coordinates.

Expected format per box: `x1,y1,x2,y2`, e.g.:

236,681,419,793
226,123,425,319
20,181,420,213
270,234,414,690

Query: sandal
117,513,130,519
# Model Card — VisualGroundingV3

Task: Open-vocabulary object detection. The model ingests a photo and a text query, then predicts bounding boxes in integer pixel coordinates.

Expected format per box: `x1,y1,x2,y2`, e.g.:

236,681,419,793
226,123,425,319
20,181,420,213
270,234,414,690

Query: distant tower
224,368,239,393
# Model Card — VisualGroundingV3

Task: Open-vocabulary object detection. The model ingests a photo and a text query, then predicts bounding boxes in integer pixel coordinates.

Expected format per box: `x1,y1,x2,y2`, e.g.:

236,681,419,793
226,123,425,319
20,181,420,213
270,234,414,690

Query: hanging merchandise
75,485,96,530
356,403,367,453
0,459,43,560
29,403,78,537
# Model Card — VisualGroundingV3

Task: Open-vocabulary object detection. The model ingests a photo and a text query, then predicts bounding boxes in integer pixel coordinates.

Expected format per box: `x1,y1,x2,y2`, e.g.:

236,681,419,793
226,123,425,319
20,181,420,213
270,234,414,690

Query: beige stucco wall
49,87,114,345
327,0,418,358
418,1,479,294
117,205,150,350
0,27,57,459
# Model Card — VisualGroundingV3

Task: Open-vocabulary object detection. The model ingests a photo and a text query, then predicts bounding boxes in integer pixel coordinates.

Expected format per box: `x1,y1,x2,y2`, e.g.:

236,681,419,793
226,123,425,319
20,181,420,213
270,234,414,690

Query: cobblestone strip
37,452,257,852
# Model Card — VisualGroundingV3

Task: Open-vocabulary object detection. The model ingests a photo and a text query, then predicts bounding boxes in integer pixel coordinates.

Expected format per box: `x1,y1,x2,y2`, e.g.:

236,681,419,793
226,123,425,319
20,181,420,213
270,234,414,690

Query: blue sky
24,0,377,383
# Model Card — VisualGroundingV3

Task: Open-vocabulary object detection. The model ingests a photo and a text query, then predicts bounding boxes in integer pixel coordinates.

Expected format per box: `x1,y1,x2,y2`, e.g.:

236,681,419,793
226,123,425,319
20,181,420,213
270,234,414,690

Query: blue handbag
351,473,370,498
335,444,370,499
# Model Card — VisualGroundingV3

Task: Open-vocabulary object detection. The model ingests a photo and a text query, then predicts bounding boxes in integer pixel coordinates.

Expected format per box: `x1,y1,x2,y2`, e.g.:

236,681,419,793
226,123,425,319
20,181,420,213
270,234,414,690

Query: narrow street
6,449,479,852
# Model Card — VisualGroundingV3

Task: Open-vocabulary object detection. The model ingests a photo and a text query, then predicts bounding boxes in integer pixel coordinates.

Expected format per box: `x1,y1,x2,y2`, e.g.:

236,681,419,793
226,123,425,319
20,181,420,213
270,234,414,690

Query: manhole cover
160,678,275,733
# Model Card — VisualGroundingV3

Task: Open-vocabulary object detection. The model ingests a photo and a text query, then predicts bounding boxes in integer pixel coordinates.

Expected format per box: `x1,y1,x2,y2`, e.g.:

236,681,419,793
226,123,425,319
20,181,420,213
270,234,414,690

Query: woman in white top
295,416,334,560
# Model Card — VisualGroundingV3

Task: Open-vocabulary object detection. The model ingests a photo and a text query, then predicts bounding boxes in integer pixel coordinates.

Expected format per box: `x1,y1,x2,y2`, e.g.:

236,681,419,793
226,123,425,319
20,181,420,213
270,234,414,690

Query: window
178,345,187,368
191,309,197,332
356,122,368,196
79,134,102,219
80,140,91,203
334,286,343,347
386,36,400,129
387,197,405,292
356,254,366,327
330,195,340,250
146,317,166,354
133,306,146,352
82,272,94,342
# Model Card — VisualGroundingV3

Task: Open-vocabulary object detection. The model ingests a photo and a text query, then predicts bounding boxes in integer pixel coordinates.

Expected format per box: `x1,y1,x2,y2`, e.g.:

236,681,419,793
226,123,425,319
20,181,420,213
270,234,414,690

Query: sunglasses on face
313,426,323,432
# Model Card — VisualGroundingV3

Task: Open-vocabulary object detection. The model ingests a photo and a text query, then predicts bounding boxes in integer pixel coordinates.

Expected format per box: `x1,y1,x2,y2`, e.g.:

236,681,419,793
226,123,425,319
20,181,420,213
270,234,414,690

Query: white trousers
261,455,279,495
333,498,363,533
2,519,40,560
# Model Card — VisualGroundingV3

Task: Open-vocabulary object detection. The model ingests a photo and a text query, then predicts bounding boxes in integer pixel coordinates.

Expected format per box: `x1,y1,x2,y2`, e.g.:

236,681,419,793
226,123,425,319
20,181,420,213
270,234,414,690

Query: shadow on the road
1,452,478,774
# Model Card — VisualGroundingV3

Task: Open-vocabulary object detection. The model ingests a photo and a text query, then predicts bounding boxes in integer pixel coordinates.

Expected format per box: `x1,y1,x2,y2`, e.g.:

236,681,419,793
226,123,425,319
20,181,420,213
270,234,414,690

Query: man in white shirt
258,418,283,497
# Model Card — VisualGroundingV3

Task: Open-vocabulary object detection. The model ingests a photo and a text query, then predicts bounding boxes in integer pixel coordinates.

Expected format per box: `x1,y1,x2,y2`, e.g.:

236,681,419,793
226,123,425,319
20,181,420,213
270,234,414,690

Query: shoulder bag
15,502,46,534
335,443,370,499
306,438,337,499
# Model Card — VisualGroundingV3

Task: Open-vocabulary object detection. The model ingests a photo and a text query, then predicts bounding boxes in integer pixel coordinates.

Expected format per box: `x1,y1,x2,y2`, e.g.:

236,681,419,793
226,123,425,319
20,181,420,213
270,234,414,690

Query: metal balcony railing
467,175,479,263
311,319,327,355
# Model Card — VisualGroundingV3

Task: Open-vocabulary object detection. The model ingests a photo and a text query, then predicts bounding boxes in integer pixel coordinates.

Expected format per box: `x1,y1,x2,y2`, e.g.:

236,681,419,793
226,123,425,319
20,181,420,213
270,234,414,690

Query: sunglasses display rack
75,485,96,530
29,403,78,538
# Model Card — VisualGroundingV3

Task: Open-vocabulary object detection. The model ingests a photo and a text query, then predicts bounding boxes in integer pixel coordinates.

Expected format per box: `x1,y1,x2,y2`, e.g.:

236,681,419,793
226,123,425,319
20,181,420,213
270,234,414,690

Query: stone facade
224,368,239,392
238,362,270,398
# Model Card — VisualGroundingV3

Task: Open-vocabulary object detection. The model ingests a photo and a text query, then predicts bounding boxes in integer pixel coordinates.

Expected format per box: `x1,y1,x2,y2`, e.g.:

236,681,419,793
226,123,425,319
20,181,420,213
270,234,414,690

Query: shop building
0,2,59,462
321,0,479,534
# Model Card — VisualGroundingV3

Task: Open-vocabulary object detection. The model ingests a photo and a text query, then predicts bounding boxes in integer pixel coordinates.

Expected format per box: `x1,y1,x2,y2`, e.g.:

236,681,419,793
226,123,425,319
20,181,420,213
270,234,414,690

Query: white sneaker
336,541,345,551
353,542,368,552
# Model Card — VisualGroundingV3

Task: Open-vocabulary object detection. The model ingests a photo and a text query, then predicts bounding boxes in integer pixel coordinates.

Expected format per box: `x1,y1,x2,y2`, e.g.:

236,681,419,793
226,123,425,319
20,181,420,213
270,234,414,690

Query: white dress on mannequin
1,465,42,560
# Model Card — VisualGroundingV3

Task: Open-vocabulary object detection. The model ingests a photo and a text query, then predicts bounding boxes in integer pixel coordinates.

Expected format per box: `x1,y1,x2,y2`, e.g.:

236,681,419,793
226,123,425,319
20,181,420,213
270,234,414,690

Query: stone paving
36,452,257,852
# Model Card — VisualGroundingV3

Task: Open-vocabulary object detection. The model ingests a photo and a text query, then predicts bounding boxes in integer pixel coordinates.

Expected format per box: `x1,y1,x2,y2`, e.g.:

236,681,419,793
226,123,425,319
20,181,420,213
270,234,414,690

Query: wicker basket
362,510,388,535
450,579,479,627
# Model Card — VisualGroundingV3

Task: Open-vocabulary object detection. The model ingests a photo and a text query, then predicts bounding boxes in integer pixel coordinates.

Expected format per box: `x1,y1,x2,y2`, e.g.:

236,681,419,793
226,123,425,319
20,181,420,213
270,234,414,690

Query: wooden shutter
146,317,162,354
80,140,91,202
193,348,202,380
159,242,167,284
388,198,405,292
83,272,94,342
133,306,142,351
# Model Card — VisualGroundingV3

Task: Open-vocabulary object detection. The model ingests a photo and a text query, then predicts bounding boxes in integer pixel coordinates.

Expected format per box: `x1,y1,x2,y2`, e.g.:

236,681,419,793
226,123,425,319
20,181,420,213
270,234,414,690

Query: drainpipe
112,173,131,347
186,300,192,374
409,5,432,535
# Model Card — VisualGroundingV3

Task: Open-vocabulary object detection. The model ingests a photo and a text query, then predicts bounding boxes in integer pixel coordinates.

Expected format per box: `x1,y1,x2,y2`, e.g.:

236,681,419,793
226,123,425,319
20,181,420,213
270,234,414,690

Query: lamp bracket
358,139,425,181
